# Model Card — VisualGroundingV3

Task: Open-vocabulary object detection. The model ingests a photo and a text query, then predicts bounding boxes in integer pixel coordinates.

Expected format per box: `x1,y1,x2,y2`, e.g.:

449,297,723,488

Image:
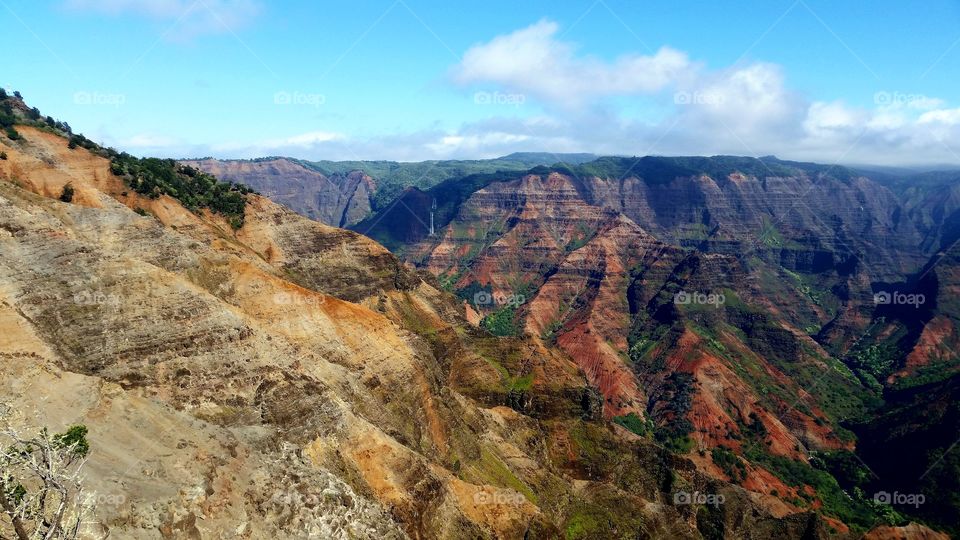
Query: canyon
0,92,956,538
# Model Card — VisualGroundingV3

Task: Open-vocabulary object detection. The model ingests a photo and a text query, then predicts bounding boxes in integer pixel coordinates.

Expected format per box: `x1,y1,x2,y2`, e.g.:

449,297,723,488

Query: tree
0,424,93,539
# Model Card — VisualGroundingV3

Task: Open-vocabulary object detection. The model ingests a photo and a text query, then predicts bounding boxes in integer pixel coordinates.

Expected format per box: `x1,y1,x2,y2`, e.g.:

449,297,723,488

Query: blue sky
3,0,960,164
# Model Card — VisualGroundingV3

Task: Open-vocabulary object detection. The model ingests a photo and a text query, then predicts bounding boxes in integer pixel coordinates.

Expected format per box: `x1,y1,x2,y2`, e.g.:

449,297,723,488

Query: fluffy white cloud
803,101,867,139
443,20,960,166
453,19,695,107
919,108,960,125
62,0,261,40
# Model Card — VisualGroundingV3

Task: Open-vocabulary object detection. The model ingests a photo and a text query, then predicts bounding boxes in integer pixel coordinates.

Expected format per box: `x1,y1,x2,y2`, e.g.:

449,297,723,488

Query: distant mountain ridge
182,153,601,227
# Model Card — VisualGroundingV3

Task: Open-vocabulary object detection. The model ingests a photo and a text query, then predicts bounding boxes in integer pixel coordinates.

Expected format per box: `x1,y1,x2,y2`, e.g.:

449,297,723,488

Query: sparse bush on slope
0,91,253,228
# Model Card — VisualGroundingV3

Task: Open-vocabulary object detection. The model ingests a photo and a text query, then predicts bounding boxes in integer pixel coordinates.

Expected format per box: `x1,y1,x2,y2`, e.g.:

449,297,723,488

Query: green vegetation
541,319,564,344
564,223,596,252
562,496,649,538
476,446,537,504
758,217,784,247
455,281,491,305
651,372,696,453
893,361,959,389
110,154,252,228
612,413,653,437
51,424,90,457
711,446,747,482
0,99,20,141
743,446,890,531
509,373,534,392
809,450,872,490
627,336,656,365
565,506,614,539
720,295,877,422
482,305,520,337
847,342,902,388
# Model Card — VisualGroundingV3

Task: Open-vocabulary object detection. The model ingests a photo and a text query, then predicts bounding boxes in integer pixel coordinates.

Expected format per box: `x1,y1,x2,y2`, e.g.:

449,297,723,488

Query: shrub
613,413,652,436
4,126,20,140
52,425,90,457
0,151,7,160
481,305,519,336
109,155,249,228
59,183,75,203
711,446,747,482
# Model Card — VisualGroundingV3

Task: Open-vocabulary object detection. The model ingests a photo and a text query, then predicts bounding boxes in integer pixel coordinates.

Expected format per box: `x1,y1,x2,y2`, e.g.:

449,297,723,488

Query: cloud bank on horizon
36,1,960,166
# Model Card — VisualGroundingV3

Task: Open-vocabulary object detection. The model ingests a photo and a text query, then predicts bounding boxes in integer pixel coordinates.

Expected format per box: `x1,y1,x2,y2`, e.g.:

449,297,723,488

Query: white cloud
278,131,343,146
803,101,867,138
208,131,345,154
425,132,531,157
441,20,960,166
918,108,960,125
125,133,180,147
453,19,695,108
62,0,261,40
671,62,807,147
